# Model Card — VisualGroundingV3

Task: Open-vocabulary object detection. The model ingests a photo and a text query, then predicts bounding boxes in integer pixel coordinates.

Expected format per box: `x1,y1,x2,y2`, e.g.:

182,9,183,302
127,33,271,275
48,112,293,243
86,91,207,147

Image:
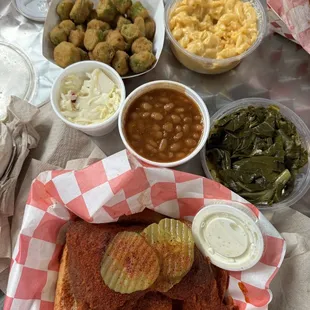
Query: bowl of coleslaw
50,61,126,136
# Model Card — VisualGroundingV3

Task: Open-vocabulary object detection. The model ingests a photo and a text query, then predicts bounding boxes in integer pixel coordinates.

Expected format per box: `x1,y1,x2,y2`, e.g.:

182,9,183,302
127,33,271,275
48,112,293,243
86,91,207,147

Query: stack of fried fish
54,210,238,310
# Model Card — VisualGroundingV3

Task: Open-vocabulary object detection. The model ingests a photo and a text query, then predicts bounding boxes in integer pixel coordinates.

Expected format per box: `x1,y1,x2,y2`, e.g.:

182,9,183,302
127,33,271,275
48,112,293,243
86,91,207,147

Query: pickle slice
101,231,160,294
141,218,195,292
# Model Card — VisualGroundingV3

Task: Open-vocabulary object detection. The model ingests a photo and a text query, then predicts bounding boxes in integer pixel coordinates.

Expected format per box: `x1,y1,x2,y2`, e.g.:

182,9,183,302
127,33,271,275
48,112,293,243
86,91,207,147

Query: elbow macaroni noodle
169,0,258,59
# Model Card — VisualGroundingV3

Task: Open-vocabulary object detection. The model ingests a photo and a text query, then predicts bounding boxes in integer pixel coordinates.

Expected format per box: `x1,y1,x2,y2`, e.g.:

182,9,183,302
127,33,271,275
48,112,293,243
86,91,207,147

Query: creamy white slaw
59,69,121,125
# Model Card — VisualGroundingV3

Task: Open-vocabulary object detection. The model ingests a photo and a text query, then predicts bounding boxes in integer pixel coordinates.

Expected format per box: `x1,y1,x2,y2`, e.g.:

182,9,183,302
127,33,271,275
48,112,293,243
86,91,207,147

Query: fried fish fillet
66,221,146,310
55,213,237,310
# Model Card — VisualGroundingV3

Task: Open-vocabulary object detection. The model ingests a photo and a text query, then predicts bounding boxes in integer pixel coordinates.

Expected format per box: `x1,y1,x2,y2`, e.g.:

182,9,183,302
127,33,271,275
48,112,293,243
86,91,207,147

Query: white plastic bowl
50,61,126,137
201,98,310,211
165,0,267,74
118,80,210,168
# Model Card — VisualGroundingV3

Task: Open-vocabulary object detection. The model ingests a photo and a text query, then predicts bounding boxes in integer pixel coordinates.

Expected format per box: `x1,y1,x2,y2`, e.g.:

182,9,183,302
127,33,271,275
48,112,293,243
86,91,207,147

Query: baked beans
124,89,203,162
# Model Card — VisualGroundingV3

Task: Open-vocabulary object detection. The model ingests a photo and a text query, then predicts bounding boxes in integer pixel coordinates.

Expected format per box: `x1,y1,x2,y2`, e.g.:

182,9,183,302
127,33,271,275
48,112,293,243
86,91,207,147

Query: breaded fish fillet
66,221,146,310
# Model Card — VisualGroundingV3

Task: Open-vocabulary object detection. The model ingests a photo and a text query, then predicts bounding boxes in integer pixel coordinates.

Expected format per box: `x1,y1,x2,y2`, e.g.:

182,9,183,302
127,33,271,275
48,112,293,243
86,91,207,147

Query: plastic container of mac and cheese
165,0,267,74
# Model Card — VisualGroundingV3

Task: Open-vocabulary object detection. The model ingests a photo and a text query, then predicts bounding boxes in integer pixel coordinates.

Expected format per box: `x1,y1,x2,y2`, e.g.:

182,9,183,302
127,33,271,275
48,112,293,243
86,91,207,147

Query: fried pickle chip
141,219,195,292
101,231,160,294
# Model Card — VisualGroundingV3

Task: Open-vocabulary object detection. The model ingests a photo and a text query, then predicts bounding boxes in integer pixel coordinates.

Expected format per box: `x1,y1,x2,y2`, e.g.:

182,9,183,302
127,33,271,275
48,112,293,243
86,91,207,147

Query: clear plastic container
165,0,267,74
0,41,37,120
200,98,310,211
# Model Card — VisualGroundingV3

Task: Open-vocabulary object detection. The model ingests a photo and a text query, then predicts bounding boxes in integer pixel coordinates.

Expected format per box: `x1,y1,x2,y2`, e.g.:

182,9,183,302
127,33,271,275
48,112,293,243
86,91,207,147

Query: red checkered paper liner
268,0,310,53
4,150,285,310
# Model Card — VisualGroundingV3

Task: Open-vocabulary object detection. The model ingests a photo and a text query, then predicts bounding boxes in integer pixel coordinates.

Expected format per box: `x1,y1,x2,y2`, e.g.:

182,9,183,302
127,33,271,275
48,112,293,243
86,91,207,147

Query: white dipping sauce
192,204,264,271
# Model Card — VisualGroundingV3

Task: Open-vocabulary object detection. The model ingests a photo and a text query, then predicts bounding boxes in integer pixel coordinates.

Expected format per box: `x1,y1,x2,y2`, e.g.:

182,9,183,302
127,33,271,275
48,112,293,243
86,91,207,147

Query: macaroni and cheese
169,0,258,59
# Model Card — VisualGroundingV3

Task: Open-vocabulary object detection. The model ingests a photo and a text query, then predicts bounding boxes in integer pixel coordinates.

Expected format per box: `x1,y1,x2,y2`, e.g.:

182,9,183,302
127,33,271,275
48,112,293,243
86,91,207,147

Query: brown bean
163,122,173,132
184,117,192,123
193,133,200,139
159,153,168,160
163,131,168,137
159,97,169,103
155,103,162,108
132,134,141,140
152,131,163,140
175,107,185,113
137,121,144,131
141,112,150,118
183,124,190,133
176,152,186,159
130,112,139,120
146,144,158,153
170,142,181,152
127,121,136,133
185,138,197,147
193,124,203,131
151,112,164,121
152,124,161,131
180,113,185,118
194,115,201,121
141,102,152,110
168,152,174,158
176,125,182,132
147,139,158,148
164,103,174,111
174,132,183,140
159,139,168,151
171,114,181,124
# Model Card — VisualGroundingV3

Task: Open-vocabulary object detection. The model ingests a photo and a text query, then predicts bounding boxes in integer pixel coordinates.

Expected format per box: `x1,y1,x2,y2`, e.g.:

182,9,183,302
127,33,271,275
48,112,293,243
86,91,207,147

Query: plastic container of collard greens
200,98,310,211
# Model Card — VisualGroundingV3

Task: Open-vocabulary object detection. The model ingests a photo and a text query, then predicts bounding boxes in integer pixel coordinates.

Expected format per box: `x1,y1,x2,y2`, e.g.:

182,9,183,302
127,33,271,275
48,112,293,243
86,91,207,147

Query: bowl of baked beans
118,80,210,167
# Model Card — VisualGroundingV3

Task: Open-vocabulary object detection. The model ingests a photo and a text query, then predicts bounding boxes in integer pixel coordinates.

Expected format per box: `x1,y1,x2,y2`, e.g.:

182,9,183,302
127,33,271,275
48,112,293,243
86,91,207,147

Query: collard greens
206,105,308,205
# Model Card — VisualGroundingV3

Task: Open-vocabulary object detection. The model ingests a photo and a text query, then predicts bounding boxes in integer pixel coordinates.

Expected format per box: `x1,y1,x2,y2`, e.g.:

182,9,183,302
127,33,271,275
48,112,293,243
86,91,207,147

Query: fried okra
112,0,132,14
144,17,156,40
121,24,140,44
106,30,126,51
56,0,74,20
130,51,156,73
84,29,104,51
87,9,98,21
69,29,85,48
79,48,89,60
70,0,92,24
96,0,117,23
50,26,67,46
116,16,131,30
134,16,145,37
87,19,111,32
76,24,86,32
92,42,115,64
59,20,75,36
131,37,152,54
54,42,81,68
112,50,129,76
127,1,149,21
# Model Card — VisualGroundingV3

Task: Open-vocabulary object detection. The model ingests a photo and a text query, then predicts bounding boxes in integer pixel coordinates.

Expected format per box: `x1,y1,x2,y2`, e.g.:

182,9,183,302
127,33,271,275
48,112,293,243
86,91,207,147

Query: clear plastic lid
192,204,264,271
14,0,50,22
0,42,36,120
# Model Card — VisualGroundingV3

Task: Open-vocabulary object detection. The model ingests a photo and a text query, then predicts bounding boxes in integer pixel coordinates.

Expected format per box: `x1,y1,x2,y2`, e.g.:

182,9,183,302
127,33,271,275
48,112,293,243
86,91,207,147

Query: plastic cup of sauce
192,204,264,271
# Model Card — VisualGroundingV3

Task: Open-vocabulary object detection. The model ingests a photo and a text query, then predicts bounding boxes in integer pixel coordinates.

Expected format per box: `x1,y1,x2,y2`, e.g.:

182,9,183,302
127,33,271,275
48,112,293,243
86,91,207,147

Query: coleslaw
59,68,121,125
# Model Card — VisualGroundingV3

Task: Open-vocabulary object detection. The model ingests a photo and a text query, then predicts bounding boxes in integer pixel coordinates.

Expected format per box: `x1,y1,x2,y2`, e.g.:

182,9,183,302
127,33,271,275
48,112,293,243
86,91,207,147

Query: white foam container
118,80,210,168
42,0,165,79
50,61,126,136
192,204,264,271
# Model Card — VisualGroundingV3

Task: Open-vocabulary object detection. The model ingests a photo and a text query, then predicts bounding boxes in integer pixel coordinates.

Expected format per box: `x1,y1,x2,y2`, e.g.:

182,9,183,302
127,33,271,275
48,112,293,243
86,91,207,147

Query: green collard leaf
205,105,308,205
